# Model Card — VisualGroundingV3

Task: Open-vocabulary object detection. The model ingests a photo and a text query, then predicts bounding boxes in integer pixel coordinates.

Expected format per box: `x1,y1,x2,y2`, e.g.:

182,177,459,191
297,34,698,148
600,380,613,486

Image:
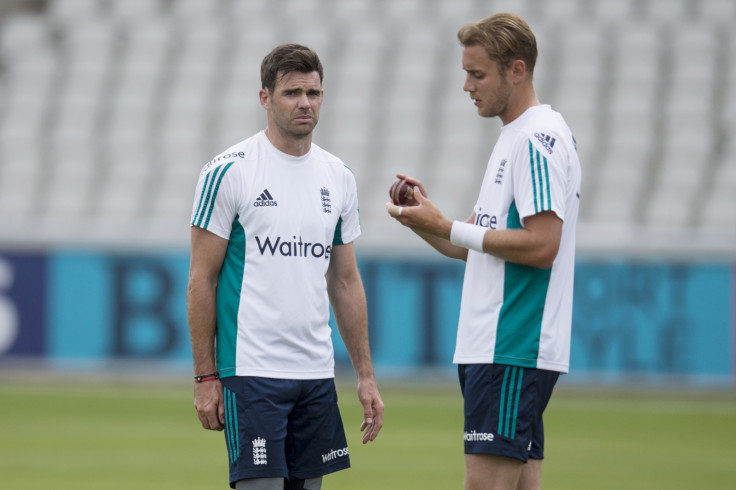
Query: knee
284,477,323,490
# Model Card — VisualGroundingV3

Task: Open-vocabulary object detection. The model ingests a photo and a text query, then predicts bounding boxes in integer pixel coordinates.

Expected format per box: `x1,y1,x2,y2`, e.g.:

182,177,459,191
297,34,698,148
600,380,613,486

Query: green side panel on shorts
511,368,524,438
494,202,550,368
497,366,524,438
216,217,245,377
224,387,239,463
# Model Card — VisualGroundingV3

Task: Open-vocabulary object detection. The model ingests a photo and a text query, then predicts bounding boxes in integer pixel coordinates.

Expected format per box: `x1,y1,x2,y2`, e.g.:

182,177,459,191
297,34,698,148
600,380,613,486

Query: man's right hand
194,380,225,431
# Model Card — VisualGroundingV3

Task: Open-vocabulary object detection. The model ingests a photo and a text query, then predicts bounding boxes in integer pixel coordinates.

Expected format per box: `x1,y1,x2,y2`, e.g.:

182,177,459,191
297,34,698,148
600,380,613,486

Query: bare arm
187,226,229,431
405,213,474,261
388,185,562,269
326,242,384,443
475,211,562,268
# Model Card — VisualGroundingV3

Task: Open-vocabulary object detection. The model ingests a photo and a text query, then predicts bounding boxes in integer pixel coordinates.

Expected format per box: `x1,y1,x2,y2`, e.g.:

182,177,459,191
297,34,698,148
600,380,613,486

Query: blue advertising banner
0,252,46,356
570,261,733,381
47,252,190,362
351,260,464,370
0,249,733,385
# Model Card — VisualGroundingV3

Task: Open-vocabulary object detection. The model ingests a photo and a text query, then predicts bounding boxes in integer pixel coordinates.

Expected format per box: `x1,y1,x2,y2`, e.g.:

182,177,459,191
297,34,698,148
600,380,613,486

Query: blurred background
0,0,734,388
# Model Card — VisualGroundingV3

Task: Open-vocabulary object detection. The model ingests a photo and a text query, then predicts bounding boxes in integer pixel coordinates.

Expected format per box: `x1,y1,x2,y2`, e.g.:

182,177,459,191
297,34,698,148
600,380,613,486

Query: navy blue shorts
458,364,559,462
220,376,350,487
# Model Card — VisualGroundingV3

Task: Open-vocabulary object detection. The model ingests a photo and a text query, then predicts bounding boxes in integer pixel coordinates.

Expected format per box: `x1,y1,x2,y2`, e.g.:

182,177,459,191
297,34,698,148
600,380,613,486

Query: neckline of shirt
259,130,313,163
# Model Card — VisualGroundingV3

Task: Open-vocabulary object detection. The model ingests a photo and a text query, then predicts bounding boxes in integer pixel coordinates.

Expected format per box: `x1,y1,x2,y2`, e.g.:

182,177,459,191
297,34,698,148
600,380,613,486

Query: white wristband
450,221,486,253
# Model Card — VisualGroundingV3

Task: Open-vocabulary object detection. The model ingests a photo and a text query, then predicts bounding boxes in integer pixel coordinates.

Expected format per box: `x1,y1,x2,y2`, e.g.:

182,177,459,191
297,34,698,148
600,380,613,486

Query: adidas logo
254,189,278,207
534,132,556,154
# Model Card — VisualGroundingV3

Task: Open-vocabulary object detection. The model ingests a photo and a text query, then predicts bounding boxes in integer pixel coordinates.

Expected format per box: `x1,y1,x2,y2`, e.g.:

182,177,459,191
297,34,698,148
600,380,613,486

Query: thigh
222,376,301,484
235,477,284,490
464,454,523,490
286,379,350,479
517,458,543,490
458,364,559,462
284,477,323,489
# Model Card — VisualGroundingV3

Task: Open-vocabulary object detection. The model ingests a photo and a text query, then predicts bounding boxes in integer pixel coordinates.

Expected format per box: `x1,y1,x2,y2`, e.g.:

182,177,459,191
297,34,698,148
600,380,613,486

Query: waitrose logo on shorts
322,446,349,463
464,430,494,442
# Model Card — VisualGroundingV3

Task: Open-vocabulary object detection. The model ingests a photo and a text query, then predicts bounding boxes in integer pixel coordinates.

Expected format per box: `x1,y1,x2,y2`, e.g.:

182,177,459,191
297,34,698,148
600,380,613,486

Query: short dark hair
457,13,537,75
260,43,324,93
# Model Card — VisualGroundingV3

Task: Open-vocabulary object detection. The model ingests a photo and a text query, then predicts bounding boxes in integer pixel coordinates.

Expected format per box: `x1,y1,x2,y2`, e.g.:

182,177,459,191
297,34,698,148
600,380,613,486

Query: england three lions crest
320,187,332,214
252,437,267,465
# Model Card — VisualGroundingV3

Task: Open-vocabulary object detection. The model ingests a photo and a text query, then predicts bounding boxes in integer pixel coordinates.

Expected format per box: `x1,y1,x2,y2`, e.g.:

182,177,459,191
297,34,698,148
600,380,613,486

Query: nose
463,76,473,92
297,93,311,108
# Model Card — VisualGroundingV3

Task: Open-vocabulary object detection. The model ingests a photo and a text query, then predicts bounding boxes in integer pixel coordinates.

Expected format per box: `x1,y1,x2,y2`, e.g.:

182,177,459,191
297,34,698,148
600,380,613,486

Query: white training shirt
191,131,361,379
453,105,581,373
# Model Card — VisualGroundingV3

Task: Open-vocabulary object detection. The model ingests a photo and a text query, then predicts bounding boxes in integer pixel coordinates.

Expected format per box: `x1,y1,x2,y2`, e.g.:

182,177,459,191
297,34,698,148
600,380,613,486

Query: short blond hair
457,13,537,74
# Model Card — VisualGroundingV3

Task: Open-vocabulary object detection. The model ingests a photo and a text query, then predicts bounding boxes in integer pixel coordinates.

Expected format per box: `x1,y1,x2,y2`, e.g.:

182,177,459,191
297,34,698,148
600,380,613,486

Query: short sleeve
333,165,361,245
190,161,239,240
512,137,567,225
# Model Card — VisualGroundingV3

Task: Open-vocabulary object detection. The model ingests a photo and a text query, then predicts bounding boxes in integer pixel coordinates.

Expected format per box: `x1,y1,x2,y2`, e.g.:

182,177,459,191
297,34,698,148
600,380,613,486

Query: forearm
328,276,375,381
412,227,469,261
390,201,471,261
187,277,218,374
326,243,384,442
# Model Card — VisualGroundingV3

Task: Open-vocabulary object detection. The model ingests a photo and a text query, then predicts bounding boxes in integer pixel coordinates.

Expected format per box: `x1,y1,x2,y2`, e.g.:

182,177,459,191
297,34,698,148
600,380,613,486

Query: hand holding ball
389,179,418,206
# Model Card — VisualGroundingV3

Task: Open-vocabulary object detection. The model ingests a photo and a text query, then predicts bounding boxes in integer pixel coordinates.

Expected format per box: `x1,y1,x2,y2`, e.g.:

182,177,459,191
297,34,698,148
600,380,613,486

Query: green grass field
1,375,734,489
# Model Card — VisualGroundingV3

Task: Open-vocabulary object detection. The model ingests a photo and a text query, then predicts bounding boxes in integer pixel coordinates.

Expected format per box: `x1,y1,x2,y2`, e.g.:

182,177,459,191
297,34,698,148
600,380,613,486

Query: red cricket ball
389,179,418,206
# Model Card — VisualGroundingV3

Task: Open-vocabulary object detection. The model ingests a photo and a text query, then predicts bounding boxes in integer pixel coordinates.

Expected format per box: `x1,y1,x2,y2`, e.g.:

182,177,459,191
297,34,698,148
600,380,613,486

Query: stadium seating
0,0,734,255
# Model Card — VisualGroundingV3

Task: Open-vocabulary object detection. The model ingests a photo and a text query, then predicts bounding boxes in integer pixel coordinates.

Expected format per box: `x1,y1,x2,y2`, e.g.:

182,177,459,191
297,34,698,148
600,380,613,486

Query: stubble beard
480,88,512,119
275,115,318,140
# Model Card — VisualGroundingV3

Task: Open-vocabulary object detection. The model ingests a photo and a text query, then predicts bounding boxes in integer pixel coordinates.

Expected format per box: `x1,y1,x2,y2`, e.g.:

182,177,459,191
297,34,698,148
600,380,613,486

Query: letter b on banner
112,259,178,357
0,258,19,354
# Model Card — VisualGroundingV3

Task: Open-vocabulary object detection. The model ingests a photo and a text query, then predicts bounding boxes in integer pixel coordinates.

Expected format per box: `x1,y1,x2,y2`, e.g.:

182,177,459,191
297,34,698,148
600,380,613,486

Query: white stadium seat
0,0,732,253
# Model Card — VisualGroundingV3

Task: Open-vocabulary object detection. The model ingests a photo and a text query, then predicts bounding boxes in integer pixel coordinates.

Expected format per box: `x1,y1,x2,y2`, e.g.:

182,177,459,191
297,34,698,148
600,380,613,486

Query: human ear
511,59,527,82
259,89,270,109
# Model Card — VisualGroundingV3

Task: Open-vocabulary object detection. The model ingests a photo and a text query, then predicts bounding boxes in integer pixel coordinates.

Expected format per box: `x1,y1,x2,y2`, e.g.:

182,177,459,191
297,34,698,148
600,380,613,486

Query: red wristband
194,372,219,383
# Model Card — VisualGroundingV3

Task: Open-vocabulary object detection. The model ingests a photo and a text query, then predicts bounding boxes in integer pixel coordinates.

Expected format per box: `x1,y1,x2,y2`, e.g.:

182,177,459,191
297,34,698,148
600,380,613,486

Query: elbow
325,272,348,299
531,256,555,270
528,245,559,270
188,269,219,294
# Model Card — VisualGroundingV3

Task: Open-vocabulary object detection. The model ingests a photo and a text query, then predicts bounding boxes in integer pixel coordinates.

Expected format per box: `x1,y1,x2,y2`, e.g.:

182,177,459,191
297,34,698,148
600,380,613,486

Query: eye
464,71,483,81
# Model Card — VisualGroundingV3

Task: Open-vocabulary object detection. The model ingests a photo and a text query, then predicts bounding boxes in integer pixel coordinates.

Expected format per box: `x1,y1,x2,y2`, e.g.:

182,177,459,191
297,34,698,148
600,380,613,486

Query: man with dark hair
387,14,581,490
188,43,383,490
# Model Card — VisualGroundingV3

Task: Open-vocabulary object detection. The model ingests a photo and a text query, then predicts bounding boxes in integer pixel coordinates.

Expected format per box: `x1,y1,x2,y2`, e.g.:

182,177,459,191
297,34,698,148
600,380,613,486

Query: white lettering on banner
0,259,19,354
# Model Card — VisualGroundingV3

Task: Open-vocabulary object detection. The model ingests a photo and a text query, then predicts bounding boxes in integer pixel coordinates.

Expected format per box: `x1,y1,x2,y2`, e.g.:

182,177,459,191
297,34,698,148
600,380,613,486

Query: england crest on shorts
252,437,267,465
